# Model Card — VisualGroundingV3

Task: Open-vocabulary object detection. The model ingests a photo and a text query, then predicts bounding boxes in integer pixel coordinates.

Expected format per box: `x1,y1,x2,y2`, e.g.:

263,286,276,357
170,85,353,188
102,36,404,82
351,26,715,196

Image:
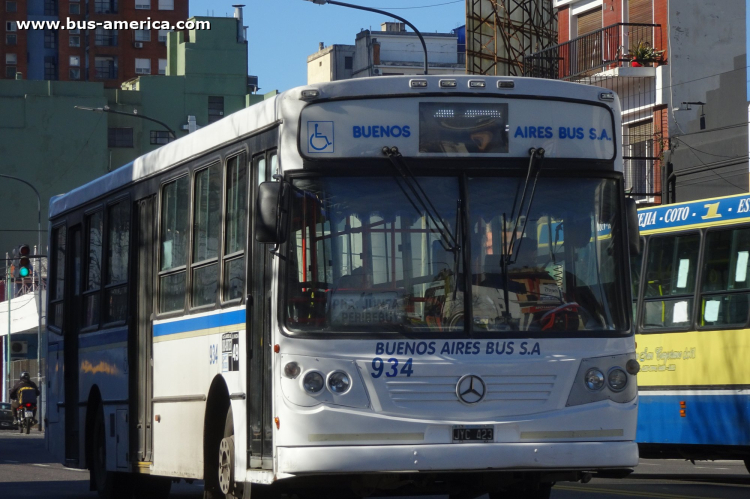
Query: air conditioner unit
134,42,144,48
372,68,381,75
11,341,28,356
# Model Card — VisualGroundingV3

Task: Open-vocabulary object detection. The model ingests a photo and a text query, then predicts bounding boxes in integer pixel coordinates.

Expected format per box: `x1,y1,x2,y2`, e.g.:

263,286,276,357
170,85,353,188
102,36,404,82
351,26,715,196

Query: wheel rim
218,436,234,495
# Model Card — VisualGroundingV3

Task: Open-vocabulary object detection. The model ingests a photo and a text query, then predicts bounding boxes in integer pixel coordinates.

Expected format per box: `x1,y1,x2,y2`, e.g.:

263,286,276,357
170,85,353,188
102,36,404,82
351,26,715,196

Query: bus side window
642,233,700,329
105,201,130,323
699,228,750,328
191,163,222,308
49,226,66,333
223,153,247,302
159,176,190,313
82,211,103,330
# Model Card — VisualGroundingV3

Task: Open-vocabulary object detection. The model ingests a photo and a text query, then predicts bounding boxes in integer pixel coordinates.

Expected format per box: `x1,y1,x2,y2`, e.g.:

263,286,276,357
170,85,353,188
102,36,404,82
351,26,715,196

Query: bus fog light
284,362,301,379
303,371,325,394
607,368,628,392
626,359,640,375
327,371,351,394
584,368,605,391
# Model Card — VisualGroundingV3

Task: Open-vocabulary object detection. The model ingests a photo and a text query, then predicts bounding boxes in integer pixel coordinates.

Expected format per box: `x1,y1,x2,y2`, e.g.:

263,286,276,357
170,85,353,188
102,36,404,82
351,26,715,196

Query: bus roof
637,192,750,235
49,76,617,219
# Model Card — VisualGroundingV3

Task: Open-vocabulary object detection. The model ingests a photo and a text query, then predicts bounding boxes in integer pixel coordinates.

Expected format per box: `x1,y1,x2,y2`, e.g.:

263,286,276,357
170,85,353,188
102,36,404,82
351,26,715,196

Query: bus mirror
256,181,289,244
626,197,641,256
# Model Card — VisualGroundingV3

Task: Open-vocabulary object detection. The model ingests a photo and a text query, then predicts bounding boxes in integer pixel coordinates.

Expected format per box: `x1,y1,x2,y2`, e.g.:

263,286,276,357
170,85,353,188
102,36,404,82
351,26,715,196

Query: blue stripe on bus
637,394,750,446
153,310,245,337
78,328,128,350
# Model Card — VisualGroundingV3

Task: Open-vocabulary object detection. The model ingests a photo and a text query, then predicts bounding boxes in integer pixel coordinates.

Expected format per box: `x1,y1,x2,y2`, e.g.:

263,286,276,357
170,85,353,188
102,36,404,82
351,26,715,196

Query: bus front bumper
277,441,638,474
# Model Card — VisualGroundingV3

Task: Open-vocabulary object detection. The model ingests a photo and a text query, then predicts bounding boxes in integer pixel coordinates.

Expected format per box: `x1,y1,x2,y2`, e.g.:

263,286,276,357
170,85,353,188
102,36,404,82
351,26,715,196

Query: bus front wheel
204,406,240,499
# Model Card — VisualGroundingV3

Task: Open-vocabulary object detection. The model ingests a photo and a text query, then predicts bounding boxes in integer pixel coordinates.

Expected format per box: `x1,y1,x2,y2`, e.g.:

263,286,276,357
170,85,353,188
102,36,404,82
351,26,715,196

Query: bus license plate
24,411,33,418
452,425,493,443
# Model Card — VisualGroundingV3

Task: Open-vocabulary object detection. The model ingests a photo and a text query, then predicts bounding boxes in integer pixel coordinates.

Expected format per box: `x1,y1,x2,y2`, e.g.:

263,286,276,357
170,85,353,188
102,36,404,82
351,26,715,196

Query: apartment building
526,0,747,203
1,0,188,87
308,22,465,83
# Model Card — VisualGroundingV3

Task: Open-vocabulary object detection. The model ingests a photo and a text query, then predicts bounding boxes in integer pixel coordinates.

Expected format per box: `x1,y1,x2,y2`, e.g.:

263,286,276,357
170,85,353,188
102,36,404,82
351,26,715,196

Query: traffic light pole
0,174,43,430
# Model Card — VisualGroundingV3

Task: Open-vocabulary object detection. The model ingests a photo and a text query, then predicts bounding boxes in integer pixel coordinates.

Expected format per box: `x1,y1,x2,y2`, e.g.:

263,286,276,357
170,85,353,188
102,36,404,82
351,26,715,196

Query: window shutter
577,8,603,36
629,0,653,24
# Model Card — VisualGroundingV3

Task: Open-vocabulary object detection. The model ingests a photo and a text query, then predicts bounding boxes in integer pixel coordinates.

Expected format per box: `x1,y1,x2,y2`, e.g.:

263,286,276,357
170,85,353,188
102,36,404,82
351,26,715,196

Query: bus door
63,225,82,466
132,196,156,463
249,151,274,469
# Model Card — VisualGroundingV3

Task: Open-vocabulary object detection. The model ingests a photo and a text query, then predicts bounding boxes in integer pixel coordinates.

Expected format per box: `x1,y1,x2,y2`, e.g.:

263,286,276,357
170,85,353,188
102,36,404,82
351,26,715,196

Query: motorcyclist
10,372,40,424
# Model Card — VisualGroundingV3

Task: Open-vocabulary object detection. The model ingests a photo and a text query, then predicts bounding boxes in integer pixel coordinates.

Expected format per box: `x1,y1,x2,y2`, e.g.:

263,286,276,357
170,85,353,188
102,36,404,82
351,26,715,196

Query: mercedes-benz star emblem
456,374,487,405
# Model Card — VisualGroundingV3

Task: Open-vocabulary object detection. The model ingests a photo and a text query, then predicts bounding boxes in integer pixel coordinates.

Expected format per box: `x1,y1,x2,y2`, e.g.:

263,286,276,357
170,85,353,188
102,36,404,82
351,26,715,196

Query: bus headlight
566,353,638,407
327,371,351,394
607,368,628,392
303,371,325,394
584,368,605,391
284,362,301,379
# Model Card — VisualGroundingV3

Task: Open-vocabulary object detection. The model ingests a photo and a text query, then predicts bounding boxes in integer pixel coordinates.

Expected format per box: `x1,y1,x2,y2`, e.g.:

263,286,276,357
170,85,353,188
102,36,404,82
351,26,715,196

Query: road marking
31,463,50,467
63,467,87,472
555,484,720,499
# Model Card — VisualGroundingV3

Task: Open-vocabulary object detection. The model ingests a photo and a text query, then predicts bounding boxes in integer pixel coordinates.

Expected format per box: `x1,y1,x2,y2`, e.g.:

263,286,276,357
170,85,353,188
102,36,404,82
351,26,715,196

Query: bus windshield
284,176,627,335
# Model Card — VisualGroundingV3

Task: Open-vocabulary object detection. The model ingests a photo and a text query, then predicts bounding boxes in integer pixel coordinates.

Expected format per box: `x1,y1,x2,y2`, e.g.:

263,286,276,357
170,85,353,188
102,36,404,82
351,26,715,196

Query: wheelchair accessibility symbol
308,121,334,153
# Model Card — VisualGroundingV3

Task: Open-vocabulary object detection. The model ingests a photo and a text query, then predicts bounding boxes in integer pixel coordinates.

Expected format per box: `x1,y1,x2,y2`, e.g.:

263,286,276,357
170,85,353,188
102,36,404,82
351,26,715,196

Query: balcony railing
525,23,663,80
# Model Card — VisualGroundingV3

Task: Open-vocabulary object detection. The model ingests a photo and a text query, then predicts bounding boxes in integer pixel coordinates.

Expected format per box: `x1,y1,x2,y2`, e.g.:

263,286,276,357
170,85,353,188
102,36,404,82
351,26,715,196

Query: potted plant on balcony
628,41,664,67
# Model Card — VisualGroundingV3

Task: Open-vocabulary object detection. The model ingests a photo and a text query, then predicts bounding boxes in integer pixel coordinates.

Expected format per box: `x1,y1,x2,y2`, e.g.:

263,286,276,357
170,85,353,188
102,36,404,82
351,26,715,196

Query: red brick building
2,0,188,88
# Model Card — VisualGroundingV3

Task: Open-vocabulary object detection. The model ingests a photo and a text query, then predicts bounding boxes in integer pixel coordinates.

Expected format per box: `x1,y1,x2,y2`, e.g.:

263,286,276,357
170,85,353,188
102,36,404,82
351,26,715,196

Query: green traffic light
19,267,29,277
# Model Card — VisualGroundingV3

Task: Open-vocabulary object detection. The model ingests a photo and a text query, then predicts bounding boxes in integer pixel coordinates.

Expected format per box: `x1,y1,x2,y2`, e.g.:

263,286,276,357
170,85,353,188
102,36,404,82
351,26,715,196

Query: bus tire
91,405,131,499
204,406,239,499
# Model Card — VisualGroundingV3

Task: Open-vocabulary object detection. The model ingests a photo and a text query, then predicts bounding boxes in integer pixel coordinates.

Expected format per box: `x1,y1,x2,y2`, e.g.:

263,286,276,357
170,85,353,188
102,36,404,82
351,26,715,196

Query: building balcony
524,23,664,81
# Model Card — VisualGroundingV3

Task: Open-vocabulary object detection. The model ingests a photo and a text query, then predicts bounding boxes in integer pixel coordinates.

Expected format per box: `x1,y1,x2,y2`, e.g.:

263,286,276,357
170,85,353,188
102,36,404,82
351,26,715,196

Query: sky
189,0,466,93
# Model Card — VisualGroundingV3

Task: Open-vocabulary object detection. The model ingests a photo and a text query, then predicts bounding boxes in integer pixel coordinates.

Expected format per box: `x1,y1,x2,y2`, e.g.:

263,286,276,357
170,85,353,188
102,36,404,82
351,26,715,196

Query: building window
108,127,133,148
5,34,16,45
69,35,81,47
134,29,151,42
44,30,56,49
150,130,172,145
624,120,654,201
44,0,58,16
69,3,80,15
5,53,16,65
70,28,80,35
69,68,81,80
345,56,353,70
208,96,224,124
70,56,80,67
5,66,17,79
95,56,117,79
158,0,174,10
95,28,118,46
135,58,151,74
94,0,118,14
158,29,168,43
135,0,150,9
160,176,190,313
6,21,17,32
158,58,167,75
5,1,17,13
44,56,57,80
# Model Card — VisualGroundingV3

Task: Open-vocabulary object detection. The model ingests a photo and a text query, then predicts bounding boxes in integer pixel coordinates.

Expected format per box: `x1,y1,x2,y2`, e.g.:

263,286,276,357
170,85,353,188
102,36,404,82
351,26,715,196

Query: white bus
46,76,641,499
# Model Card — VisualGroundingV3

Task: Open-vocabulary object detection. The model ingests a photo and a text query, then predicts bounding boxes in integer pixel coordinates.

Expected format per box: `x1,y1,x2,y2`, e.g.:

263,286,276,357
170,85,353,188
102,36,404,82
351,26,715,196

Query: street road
2,430,750,498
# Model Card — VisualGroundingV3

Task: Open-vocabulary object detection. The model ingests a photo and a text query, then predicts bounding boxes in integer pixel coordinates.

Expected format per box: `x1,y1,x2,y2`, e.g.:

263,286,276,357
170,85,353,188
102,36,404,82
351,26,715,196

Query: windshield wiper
498,147,546,330
382,146,460,254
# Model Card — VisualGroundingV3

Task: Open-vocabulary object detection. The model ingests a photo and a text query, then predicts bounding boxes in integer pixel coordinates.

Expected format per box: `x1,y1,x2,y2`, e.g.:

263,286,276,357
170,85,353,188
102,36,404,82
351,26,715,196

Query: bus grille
384,374,556,411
